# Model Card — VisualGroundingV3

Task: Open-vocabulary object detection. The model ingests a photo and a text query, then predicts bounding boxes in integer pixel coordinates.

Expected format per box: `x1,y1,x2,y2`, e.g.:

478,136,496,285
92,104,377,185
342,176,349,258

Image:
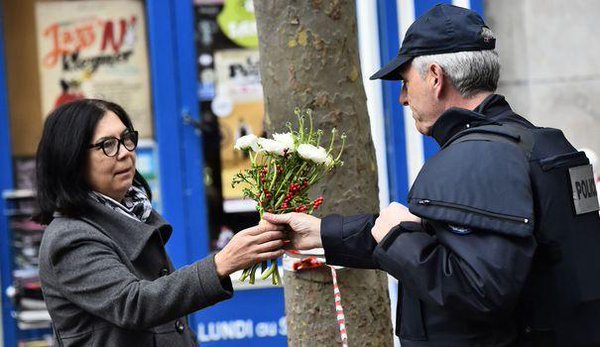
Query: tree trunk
254,1,393,346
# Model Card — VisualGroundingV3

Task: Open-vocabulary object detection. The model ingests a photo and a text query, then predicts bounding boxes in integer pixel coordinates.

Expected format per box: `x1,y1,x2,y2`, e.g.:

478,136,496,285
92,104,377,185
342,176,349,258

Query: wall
485,0,600,156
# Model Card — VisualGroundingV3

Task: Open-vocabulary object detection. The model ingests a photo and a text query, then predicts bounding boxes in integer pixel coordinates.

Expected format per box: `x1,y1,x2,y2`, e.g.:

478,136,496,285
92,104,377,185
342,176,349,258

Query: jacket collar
429,94,519,147
78,198,172,260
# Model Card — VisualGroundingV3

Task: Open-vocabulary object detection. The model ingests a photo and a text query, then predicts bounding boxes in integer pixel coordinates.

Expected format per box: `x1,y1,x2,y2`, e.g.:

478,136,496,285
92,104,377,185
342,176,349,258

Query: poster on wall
35,0,153,138
213,49,263,200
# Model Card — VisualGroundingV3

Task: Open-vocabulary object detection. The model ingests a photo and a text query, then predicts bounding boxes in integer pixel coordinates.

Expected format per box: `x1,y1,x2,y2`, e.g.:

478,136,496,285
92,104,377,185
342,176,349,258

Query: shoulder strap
445,123,535,159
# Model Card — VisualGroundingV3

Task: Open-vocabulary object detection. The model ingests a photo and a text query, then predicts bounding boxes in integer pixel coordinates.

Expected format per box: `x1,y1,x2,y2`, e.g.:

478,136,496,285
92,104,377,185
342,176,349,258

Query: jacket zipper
416,199,530,224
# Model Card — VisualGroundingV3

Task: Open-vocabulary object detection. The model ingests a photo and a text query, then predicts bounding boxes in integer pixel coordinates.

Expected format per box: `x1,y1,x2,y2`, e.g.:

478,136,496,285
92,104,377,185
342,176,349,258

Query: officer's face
398,64,442,135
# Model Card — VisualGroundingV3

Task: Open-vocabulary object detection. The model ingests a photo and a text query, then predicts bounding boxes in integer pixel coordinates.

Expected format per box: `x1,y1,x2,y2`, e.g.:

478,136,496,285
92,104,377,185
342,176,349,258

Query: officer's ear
427,63,445,99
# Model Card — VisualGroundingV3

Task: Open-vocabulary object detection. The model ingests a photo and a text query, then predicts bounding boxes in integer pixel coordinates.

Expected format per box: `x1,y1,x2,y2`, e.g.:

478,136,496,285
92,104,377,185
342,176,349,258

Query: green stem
327,128,337,155
240,267,250,282
268,159,278,191
298,114,305,142
335,135,346,161
260,261,277,280
249,263,259,284
272,264,281,285
261,260,267,273
308,112,314,143
249,150,256,165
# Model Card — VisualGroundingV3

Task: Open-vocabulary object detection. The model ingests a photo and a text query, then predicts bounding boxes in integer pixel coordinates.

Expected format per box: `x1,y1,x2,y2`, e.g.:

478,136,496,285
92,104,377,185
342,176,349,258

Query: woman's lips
115,168,132,176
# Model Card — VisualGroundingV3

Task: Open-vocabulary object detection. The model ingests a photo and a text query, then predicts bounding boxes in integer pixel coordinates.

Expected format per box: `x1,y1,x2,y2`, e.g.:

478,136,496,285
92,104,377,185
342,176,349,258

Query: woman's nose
116,143,132,160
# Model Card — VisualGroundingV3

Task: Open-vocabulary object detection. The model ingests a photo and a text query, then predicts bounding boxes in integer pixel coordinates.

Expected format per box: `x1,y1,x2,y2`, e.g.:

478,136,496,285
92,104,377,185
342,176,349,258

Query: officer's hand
263,212,322,250
371,202,421,243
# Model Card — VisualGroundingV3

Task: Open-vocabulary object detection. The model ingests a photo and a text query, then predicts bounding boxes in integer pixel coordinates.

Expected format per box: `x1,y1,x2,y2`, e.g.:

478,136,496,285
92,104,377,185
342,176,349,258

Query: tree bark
254,1,393,346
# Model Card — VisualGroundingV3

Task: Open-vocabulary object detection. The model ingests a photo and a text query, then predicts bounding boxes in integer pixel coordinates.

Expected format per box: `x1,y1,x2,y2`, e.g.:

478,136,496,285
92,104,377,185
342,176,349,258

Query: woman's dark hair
35,99,152,224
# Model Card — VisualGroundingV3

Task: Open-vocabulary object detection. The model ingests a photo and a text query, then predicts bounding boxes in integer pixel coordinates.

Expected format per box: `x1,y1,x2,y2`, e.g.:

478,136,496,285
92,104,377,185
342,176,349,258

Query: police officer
264,4,600,346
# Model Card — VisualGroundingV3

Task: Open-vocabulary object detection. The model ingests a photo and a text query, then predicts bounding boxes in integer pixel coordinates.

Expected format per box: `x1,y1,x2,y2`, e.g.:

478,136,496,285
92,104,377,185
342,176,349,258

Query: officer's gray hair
412,28,500,98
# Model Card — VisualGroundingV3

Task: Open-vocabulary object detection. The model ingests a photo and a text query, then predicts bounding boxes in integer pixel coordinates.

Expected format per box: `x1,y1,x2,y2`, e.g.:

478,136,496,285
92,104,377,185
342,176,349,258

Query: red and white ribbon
284,251,349,346
331,267,348,347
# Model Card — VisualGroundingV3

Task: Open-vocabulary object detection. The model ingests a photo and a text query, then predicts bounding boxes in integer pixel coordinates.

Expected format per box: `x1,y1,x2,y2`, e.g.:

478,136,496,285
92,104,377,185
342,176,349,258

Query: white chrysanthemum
258,138,287,156
297,144,328,164
234,134,259,151
272,132,295,152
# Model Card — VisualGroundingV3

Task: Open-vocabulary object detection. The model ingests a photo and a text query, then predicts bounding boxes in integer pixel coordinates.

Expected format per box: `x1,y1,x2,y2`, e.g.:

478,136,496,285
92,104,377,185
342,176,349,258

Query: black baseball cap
370,4,495,80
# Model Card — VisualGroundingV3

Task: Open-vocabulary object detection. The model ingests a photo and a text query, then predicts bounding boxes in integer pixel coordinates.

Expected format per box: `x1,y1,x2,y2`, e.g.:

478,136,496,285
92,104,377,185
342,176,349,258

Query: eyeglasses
89,131,139,157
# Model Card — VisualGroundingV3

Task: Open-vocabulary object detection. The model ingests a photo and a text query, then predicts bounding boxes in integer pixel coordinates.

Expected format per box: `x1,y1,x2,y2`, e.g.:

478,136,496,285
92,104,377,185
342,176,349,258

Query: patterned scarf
90,185,153,223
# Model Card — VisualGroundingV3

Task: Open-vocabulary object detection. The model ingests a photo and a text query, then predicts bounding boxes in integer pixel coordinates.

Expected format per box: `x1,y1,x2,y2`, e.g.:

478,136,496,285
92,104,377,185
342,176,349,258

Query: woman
36,99,284,346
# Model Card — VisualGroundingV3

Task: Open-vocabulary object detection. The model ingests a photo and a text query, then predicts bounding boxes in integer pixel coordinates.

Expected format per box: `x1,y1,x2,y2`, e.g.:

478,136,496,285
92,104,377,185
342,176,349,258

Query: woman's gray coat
38,199,233,346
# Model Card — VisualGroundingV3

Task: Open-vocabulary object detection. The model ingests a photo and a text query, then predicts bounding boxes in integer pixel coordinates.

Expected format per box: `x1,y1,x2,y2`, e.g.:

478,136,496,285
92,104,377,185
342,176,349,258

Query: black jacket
321,95,538,346
39,199,233,346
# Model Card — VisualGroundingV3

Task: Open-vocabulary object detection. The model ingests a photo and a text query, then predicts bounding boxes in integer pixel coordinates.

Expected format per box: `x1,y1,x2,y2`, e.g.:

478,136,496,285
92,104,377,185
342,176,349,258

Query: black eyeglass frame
88,130,139,157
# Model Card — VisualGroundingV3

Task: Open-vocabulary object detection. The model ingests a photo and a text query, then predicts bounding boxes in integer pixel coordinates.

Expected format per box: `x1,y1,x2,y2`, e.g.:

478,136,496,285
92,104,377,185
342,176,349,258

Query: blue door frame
377,0,409,204
145,0,212,332
0,3,16,346
145,0,209,269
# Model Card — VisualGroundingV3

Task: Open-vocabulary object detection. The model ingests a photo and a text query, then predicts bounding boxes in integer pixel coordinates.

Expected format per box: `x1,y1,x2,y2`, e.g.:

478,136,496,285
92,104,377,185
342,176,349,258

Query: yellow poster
213,49,264,200
35,1,153,138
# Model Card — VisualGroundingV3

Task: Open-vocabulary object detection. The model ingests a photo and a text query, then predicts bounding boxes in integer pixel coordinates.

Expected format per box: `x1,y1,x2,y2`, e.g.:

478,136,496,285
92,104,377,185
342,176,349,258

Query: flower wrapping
232,108,345,284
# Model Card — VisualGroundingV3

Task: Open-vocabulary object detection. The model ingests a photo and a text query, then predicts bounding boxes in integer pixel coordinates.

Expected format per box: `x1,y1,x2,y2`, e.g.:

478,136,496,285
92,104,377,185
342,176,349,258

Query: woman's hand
214,221,286,278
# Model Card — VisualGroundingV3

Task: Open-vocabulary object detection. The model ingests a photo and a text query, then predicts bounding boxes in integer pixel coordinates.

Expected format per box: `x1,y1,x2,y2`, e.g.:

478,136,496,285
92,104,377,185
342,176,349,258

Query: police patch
569,164,599,215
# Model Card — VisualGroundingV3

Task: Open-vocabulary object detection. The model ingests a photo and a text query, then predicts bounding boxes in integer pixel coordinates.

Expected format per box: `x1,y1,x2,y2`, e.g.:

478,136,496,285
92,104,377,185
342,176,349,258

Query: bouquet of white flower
232,108,345,284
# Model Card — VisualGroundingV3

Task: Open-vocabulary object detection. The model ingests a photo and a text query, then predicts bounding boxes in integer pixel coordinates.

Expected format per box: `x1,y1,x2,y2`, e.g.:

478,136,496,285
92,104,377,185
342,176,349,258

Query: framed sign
35,0,153,137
